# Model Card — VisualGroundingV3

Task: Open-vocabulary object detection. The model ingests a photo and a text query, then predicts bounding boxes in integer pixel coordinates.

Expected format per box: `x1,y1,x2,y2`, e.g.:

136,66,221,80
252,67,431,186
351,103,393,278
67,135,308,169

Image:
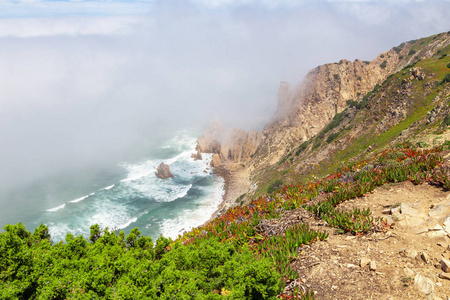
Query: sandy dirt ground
288,181,450,300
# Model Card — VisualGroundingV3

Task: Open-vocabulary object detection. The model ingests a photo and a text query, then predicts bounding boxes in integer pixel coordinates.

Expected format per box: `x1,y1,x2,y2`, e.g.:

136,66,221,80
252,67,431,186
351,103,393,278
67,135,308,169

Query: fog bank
0,0,449,196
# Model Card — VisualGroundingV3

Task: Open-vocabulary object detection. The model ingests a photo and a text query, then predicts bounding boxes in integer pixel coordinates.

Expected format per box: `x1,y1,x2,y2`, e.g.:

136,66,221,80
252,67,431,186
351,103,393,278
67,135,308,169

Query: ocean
1,130,224,242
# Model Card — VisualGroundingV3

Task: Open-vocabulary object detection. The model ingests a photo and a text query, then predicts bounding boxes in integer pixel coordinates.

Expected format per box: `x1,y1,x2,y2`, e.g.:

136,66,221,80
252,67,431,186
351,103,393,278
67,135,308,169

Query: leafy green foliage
236,193,247,205
441,73,450,84
0,224,280,299
295,140,310,156
380,60,387,69
326,132,340,144
267,179,283,194
416,141,429,148
346,83,382,111
320,110,346,136
408,49,416,56
305,147,443,234
442,115,450,127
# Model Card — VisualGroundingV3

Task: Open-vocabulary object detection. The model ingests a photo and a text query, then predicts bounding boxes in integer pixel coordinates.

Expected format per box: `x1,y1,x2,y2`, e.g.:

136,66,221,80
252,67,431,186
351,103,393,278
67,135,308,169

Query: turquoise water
0,131,224,242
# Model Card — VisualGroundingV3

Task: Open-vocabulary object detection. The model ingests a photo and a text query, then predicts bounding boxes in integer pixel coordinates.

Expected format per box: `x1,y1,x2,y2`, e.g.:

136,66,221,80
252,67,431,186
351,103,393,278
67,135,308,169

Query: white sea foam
118,217,137,229
69,192,95,203
47,222,87,241
69,195,89,203
42,129,223,242
46,203,66,212
160,176,225,240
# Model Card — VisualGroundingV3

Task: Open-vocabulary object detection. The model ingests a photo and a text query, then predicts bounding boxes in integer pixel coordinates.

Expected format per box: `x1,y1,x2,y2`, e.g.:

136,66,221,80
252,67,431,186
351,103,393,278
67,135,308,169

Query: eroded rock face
197,122,263,165
211,154,221,168
156,163,174,179
197,33,450,177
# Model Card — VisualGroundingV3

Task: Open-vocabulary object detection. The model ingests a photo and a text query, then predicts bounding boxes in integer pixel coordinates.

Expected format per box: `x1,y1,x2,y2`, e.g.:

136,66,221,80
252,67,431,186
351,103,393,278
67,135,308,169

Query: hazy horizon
1,0,450,198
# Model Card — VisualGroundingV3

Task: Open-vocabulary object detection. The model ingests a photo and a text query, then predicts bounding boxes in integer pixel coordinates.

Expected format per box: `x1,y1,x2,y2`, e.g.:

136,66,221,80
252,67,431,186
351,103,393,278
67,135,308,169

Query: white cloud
0,16,144,37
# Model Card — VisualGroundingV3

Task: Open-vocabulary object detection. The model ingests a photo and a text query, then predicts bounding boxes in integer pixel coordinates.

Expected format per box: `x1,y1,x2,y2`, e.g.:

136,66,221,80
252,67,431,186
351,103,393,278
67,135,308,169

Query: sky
0,0,449,195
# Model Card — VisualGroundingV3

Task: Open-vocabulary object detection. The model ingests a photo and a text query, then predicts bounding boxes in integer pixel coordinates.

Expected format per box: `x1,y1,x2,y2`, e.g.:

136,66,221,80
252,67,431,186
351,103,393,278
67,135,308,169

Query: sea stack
191,150,203,161
156,163,174,179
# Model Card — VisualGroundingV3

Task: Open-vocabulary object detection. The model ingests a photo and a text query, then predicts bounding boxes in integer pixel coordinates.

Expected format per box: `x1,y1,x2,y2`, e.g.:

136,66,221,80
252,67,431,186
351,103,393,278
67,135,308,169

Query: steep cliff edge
198,32,450,205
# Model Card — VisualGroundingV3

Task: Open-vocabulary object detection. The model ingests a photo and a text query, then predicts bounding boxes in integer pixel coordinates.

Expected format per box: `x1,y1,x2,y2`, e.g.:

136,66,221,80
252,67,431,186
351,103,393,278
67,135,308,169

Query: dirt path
292,181,450,300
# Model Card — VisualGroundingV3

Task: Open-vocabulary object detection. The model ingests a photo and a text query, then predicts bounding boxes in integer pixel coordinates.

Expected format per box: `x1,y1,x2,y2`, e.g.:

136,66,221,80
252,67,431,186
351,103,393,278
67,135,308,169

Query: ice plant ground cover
1,142,450,299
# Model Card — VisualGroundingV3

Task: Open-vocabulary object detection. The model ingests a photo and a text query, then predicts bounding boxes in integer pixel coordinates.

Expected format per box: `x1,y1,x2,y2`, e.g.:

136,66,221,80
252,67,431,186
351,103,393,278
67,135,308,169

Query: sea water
1,130,224,242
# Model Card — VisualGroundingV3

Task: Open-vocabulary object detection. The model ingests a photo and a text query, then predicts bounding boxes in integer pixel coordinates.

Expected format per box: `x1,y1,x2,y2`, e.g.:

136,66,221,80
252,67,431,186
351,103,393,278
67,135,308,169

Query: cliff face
198,32,450,194
197,122,263,168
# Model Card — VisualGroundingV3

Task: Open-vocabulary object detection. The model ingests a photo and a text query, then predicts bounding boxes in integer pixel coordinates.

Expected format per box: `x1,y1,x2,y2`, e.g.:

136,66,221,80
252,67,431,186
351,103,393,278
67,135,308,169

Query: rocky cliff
198,32,450,201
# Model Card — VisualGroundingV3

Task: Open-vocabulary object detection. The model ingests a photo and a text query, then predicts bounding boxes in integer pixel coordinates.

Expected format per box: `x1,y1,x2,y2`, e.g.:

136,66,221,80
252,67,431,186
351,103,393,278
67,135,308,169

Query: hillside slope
2,31,450,300
198,31,450,206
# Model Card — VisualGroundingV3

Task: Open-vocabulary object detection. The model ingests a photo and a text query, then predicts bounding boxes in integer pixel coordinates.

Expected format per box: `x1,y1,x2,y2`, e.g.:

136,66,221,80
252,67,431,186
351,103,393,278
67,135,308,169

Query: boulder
156,163,174,179
414,274,434,295
194,150,202,161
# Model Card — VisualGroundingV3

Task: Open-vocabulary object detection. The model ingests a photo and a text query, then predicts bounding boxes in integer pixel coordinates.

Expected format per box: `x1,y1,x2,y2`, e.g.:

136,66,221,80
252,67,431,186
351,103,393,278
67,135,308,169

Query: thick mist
0,0,449,199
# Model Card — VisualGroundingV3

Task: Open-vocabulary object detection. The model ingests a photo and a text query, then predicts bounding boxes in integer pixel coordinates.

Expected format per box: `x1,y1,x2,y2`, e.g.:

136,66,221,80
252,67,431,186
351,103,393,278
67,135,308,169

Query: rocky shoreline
207,162,252,222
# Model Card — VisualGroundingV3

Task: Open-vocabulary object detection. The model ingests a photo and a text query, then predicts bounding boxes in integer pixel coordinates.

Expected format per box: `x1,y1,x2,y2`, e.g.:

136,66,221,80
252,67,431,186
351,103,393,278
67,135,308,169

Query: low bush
295,140,310,156
441,73,450,84
0,224,280,299
267,179,283,194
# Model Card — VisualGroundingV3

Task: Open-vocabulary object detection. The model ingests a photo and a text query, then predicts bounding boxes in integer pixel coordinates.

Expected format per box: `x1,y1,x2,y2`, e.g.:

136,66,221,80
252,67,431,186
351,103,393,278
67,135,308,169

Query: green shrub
447,62,450,69
399,55,404,60
380,60,387,69
380,54,385,58
441,73,450,84
321,110,346,135
439,54,447,59
236,193,246,203
326,132,340,143
416,141,429,148
0,224,281,299
442,114,450,127
363,61,370,65
295,140,310,156
333,74,339,80
408,49,416,56
267,179,283,194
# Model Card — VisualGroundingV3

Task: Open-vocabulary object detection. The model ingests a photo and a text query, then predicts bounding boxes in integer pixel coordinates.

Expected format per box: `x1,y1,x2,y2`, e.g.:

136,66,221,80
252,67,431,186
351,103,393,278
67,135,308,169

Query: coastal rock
156,163,174,179
197,122,263,165
191,150,202,161
211,154,221,168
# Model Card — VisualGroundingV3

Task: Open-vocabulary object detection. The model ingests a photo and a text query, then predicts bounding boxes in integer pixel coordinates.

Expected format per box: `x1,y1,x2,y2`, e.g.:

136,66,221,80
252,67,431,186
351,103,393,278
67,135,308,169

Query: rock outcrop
197,32,450,175
155,163,174,179
211,154,221,168
197,122,263,165
191,150,202,161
